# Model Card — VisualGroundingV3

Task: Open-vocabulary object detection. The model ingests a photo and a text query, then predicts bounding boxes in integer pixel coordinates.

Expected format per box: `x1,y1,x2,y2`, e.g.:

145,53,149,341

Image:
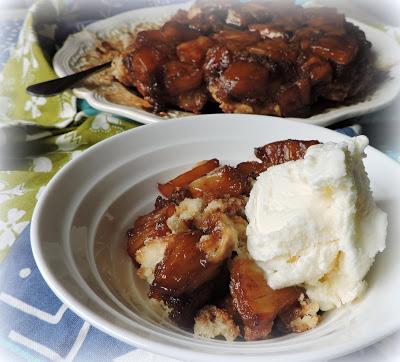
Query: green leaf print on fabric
0,0,139,259
1,6,77,128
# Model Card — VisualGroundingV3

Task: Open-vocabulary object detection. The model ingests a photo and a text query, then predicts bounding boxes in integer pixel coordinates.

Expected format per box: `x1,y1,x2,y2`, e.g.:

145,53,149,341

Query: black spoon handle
26,61,112,97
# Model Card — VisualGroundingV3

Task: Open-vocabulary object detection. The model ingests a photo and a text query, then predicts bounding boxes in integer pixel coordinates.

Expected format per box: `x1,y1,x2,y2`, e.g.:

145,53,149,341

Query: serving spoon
26,61,112,97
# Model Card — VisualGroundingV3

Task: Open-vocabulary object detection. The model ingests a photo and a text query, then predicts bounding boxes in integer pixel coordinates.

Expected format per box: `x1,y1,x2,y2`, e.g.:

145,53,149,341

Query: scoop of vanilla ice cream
245,136,387,311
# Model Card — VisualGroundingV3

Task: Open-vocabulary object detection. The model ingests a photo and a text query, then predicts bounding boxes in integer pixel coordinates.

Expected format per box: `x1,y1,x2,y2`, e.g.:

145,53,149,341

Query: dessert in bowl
31,115,400,361
127,135,387,341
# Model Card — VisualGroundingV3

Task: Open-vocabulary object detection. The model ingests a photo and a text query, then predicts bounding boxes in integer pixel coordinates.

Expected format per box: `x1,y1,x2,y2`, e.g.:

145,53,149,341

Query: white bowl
31,114,400,361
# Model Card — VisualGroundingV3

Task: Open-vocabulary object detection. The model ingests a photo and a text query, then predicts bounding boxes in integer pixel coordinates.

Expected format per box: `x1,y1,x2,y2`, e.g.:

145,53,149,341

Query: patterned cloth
0,0,187,262
0,19,24,70
0,1,399,361
0,225,135,361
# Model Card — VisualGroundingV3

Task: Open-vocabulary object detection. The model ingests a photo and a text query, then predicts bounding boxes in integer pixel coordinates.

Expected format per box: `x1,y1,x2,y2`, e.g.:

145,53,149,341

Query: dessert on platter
78,0,379,118
126,136,387,341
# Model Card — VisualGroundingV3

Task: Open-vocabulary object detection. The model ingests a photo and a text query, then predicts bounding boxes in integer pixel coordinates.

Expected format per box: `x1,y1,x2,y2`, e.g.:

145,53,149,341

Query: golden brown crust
277,293,320,333
197,212,239,263
136,238,168,284
194,305,241,341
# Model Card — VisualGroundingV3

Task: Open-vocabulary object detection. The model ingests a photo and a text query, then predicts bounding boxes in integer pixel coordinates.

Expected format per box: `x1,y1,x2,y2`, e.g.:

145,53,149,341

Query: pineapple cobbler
127,137,387,341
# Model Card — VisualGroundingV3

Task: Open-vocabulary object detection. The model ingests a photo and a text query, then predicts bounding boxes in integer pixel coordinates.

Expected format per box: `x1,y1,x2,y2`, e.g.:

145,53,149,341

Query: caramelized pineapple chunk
163,61,203,96
188,165,247,201
150,231,222,297
247,39,298,63
229,257,302,340
236,161,269,179
255,139,320,165
131,46,170,85
158,159,220,198
301,56,332,85
214,29,261,50
161,21,201,44
127,203,175,262
222,62,269,100
160,264,231,329
311,35,358,65
177,36,215,65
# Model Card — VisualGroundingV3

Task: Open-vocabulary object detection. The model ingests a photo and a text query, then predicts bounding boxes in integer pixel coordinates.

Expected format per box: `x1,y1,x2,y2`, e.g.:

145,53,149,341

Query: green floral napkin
0,1,139,262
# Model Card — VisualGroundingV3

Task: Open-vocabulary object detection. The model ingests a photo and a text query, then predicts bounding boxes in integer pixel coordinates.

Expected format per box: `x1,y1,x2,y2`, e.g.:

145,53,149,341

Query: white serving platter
53,2,400,125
